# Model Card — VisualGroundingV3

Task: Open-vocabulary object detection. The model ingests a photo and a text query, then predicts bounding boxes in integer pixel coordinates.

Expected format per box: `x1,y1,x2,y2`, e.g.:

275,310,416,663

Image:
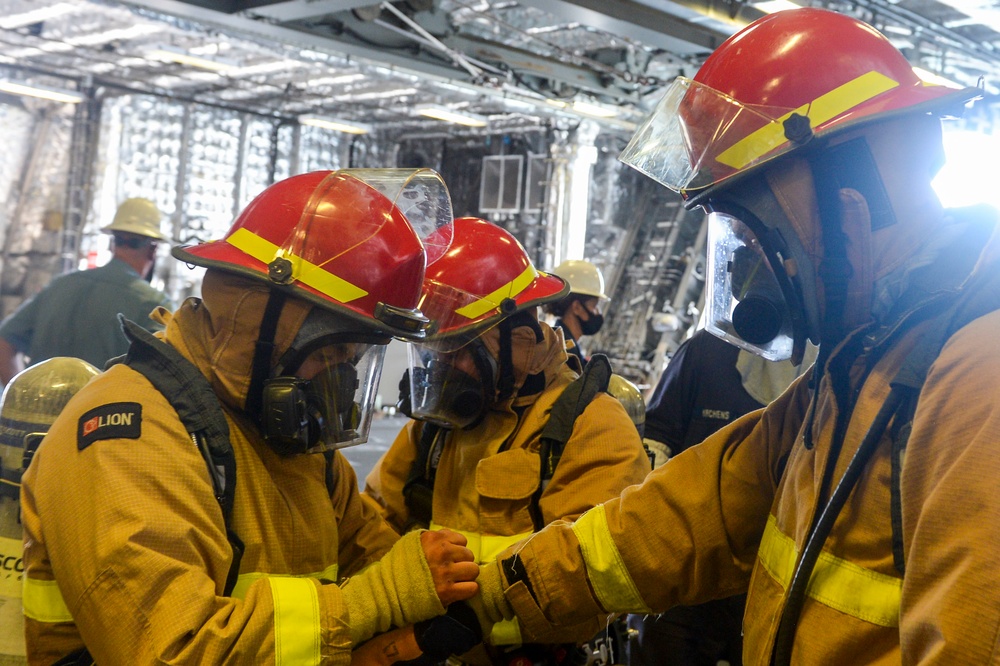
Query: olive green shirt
0,258,173,369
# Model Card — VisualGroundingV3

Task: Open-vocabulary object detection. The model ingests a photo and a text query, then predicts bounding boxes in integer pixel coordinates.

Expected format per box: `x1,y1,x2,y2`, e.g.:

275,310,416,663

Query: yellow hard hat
101,197,169,241
607,374,645,432
551,259,607,300
0,358,100,453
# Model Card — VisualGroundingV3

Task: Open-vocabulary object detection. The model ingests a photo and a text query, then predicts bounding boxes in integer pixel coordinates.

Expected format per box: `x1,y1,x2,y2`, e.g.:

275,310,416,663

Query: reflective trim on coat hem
429,523,531,564
22,577,72,623
757,514,901,627
232,564,339,600
429,523,530,645
269,577,322,665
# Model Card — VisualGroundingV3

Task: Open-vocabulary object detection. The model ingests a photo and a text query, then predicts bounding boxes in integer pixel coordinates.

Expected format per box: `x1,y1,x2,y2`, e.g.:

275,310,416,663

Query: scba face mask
405,341,496,430
704,212,795,361
263,340,386,455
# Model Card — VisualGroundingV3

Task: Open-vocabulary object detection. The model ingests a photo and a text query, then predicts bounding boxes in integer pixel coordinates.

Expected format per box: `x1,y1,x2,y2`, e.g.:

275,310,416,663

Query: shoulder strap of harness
116,316,244,596
402,421,444,529
402,354,614,533
530,353,613,531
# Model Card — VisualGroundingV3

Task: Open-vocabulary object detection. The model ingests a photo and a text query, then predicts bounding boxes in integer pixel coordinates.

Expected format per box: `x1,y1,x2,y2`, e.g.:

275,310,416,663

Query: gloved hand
342,529,478,645
643,438,671,469
412,601,483,658
350,603,482,666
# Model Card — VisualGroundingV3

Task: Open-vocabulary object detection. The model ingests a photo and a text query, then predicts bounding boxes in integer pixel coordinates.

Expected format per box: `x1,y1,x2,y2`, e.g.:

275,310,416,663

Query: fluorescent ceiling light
332,87,417,102
0,3,77,29
310,73,367,86
67,23,160,47
415,104,488,127
231,60,303,76
0,80,83,104
546,98,619,119
752,0,801,12
299,115,372,135
147,45,236,72
570,100,618,118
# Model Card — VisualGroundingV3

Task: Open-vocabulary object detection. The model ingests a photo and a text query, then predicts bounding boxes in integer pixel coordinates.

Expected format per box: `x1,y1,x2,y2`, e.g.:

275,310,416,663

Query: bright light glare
752,0,800,13
933,128,1000,209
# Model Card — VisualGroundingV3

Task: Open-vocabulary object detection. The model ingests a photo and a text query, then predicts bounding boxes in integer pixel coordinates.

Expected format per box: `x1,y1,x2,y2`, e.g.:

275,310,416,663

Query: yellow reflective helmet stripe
429,523,532,645
22,576,72,623
715,71,901,170
454,265,539,320
227,227,368,303
757,514,901,627
269,576,322,665
571,505,652,613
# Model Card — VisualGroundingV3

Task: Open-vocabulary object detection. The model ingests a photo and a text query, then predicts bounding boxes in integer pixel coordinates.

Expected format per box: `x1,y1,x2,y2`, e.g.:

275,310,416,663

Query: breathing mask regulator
402,339,497,430
261,363,362,457
247,295,387,456
402,300,543,430
704,210,803,361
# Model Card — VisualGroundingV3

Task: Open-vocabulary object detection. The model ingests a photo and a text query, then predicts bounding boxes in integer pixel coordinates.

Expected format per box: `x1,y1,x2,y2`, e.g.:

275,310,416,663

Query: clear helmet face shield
619,77,804,195
405,278,502,429
406,341,495,430
263,339,386,453
705,212,796,361
344,168,454,265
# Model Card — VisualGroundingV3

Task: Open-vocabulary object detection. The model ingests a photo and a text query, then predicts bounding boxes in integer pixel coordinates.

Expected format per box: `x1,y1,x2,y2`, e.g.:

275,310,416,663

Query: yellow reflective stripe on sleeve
227,227,368,303
715,71,900,170
571,505,651,613
22,577,72,623
429,522,532,564
454,265,538,320
426,524,532,646
269,577,322,666
757,514,901,627
231,563,339,600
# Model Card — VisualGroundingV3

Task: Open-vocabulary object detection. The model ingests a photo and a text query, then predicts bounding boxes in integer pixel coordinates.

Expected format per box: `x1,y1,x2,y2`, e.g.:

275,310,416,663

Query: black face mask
579,309,604,336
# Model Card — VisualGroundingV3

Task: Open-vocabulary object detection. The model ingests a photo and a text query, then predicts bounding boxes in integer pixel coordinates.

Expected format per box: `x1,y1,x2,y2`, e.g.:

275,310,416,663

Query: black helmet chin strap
495,306,544,403
245,290,288,420
497,316,516,402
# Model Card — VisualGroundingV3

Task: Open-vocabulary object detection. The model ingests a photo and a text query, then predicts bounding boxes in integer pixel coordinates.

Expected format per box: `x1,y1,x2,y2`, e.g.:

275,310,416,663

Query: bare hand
420,528,479,605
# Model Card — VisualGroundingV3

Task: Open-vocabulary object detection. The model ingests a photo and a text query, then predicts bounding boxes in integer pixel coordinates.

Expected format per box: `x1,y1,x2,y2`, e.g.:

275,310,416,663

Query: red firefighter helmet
620,8,980,203
173,169,454,339
418,217,568,351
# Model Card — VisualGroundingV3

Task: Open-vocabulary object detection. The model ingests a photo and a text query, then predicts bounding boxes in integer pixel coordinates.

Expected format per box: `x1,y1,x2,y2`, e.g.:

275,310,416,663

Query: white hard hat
101,198,169,241
551,259,607,299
